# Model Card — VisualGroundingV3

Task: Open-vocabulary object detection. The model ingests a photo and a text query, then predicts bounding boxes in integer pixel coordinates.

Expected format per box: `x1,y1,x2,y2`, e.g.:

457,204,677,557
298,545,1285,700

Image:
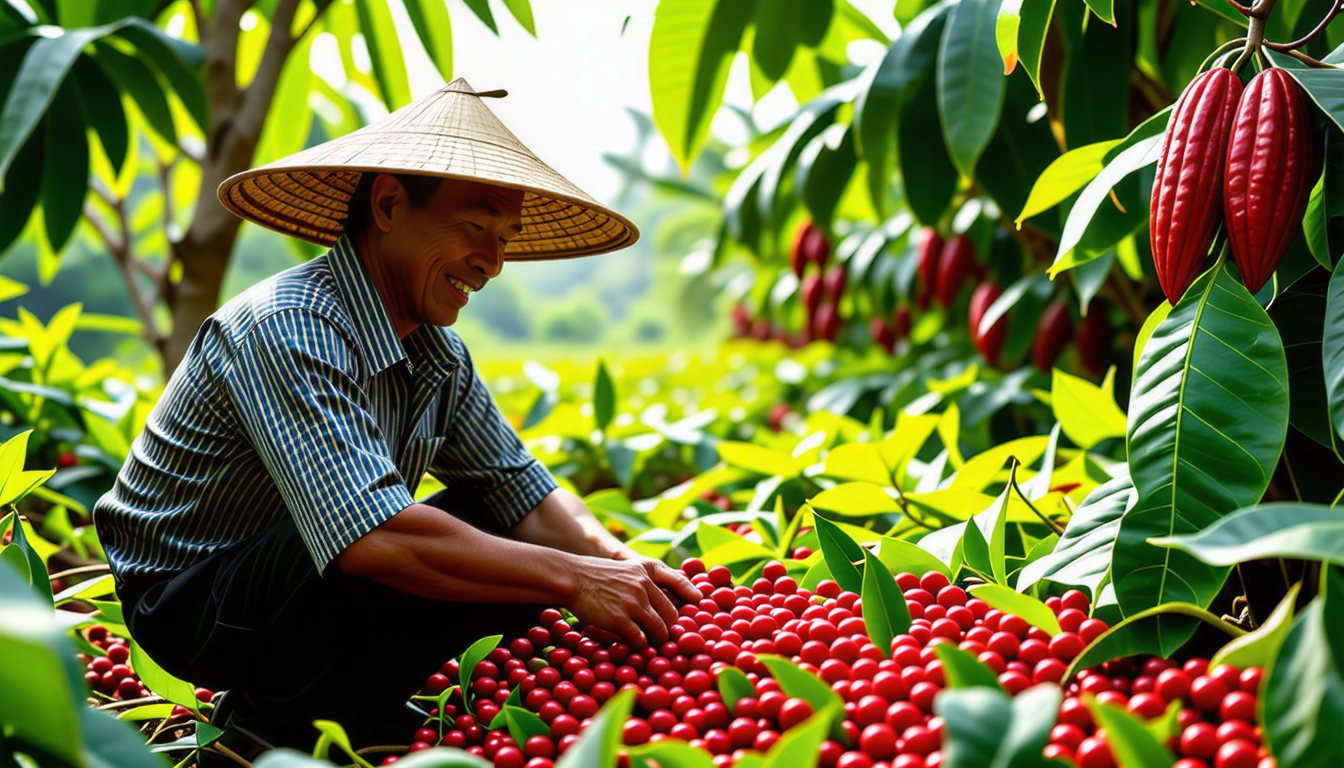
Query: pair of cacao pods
1150,66,1314,302
790,221,831,277
917,229,981,309
969,290,1112,374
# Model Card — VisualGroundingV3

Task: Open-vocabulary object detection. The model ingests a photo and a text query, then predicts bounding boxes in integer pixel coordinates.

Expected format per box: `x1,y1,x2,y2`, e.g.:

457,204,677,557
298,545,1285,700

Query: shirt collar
328,233,407,376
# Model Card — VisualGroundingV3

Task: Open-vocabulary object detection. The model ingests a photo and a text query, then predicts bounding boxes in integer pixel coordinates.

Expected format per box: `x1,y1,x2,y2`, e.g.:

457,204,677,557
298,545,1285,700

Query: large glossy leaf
555,688,635,768
899,62,958,225
813,514,864,593
961,485,1010,584
109,16,206,132
72,55,126,176
1051,368,1127,450
1008,0,1055,96
1275,53,1344,136
798,124,856,229
499,0,537,36
1050,135,1161,275
876,536,952,579
1325,254,1344,441
1262,573,1344,768
936,0,1006,179
1061,3,1131,149
1117,262,1289,621
1305,148,1331,270
1086,699,1176,768
934,643,1003,689
649,0,755,172
969,584,1061,634
855,2,950,213
862,548,912,656
935,684,1060,768
976,67,1058,222
1016,139,1121,226
130,640,200,714
752,0,802,82
1268,274,1335,448
1017,473,1132,599
90,42,176,145
458,634,502,707
1064,602,1243,680
355,0,411,110
1150,503,1344,566
404,0,453,80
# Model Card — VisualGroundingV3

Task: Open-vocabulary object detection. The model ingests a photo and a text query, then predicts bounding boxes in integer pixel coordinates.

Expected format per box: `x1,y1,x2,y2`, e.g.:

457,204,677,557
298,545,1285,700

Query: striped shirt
93,234,557,582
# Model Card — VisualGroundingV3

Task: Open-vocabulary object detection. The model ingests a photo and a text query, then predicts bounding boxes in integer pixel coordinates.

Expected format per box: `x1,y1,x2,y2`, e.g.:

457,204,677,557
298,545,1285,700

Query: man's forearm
335,503,577,604
510,488,627,558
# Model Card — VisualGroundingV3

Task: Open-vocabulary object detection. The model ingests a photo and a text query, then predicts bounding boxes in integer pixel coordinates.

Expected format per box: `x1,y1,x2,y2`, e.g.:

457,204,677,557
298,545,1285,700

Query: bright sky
320,0,899,205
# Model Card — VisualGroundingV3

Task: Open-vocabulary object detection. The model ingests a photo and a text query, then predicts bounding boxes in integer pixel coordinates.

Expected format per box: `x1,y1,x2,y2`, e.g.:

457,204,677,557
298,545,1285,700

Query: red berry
1181,723,1218,759
1190,676,1229,711
622,718,652,746
779,698,813,730
1078,619,1109,645
1220,691,1256,722
1215,720,1256,745
1049,632,1085,661
1127,692,1167,719
1051,723,1087,750
1076,736,1115,768
1215,740,1258,768
837,752,874,768
1239,667,1265,694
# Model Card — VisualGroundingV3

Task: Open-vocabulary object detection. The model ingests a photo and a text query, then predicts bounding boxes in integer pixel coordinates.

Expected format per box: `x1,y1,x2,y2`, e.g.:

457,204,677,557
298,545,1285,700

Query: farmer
92,79,698,764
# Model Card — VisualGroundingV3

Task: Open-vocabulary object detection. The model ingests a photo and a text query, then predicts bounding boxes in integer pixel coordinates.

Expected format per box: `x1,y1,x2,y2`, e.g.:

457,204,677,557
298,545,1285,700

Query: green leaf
72,54,125,175
1267,279,1335,448
861,548,911,657
649,0,755,172
717,666,756,711
1117,262,1289,621
976,61,1060,222
809,482,900,517
1016,140,1121,227
502,705,549,744
1274,54,1344,136
761,704,835,768
1262,583,1344,768
1211,582,1301,670
461,0,498,33
499,0,536,36
629,742,717,768
1061,8,1130,148
80,704,170,768
458,634,502,708
798,124,856,229
900,60,958,225
594,359,615,433
355,0,411,110
1014,0,1056,96
252,30,313,166
933,643,1003,689
936,0,1006,179
1085,698,1176,768
963,485,1010,584
822,443,891,485
1,506,51,604
1325,254,1344,442
1063,602,1243,681
1051,368,1127,450
875,536,952,580
716,441,800,477
0,558,89,767
1149,503,1344,566
0,27,104,192
969,584,1061,634
752,0,802,82
812,514,864,593
855,3,950,213
936,683,1061,768
109,17,207,133
89,42,176,145
1082,0,1114,23
39,78,86,255
116,703,175,722
1017,474,1133,598
1306,152,1331,270
312,721,375,768
555,688,635,768
130,640,200,714
1051,135,1161,275
402,0,454,81
1133,300,1172,375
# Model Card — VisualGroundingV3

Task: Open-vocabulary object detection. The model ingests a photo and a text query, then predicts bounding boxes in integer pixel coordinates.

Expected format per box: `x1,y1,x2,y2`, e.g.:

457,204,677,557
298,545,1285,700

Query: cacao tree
0,0,535,372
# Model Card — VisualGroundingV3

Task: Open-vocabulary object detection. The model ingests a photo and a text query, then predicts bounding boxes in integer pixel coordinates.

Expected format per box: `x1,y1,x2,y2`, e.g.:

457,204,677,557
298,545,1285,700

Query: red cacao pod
894,305,911,338
731,304,751,337
916,228,945,309
937,235,978,308
792,221,830,276
1224,68,1314,295
1033,302,1075,372
800,273,824,316
1077,303,1112,377
869,316,896,354
1150,68,1244,304
813,301,840,342
751,318,773,341
969,283,1008,365
822,264,848,300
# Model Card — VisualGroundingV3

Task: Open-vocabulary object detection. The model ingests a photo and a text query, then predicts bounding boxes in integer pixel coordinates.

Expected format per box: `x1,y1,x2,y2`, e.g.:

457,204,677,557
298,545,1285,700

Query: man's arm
509,487,634,559
335,501,697,648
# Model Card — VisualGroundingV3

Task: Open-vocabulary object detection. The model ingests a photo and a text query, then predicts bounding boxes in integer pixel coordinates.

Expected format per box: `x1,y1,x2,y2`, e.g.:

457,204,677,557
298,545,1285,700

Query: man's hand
564,553,700,650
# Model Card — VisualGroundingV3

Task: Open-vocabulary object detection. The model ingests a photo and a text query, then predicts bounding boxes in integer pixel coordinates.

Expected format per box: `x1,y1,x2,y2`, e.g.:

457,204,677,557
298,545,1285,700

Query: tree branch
81,203,124,255
109,199,166,352
1264,2,1343,50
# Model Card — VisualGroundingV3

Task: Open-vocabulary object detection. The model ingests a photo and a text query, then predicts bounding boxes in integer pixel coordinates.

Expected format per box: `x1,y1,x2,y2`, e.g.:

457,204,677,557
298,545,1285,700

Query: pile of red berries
393,561,1277,768
77,623,212,717
1048,656,1273,768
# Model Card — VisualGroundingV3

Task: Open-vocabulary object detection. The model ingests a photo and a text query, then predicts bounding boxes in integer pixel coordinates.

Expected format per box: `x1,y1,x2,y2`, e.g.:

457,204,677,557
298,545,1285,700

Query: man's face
379,178,525,331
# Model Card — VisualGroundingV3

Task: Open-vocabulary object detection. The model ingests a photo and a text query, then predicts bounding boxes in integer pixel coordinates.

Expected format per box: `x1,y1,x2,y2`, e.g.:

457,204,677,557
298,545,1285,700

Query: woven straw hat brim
216,80,638,260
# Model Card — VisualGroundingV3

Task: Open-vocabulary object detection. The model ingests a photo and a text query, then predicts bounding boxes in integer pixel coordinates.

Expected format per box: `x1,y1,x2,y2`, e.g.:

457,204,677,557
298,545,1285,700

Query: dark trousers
117,491,546,750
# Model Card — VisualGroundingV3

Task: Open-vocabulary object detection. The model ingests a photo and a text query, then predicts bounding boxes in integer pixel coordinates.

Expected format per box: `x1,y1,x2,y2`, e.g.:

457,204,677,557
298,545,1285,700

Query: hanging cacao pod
937,235,978,308
751,318,773,341
791,221,830,276
1076,303,1112,377
813,301,840,342
869,316,896,354
1150,68,1243,304
969,282,1008,365
822,263,847,300
916,228,944,309
894,304,912,338
1224,68,1314,295
731,304,752,338
800,273,824,316
1033,302,1075,372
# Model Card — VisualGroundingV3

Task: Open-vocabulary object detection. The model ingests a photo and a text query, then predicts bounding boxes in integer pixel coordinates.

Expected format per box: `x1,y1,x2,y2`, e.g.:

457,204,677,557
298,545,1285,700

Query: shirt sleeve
223,310,415,577
430,343,558,531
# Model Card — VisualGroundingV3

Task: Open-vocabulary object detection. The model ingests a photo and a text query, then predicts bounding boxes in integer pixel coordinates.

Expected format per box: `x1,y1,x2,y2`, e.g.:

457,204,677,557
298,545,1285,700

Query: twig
48,563,111,581
1282,48,1334,67
96,695,164,711
215,742,254,767
1224,0,1255,15
1009,458,1065,535
1232,12,1271,72
1264,1,1344,50
110,198,166,351
1198,37,1249,73
81,203,125,254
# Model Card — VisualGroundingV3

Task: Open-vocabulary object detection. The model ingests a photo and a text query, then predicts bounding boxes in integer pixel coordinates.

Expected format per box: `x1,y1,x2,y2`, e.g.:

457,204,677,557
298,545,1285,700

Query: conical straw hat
217,78,638,259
